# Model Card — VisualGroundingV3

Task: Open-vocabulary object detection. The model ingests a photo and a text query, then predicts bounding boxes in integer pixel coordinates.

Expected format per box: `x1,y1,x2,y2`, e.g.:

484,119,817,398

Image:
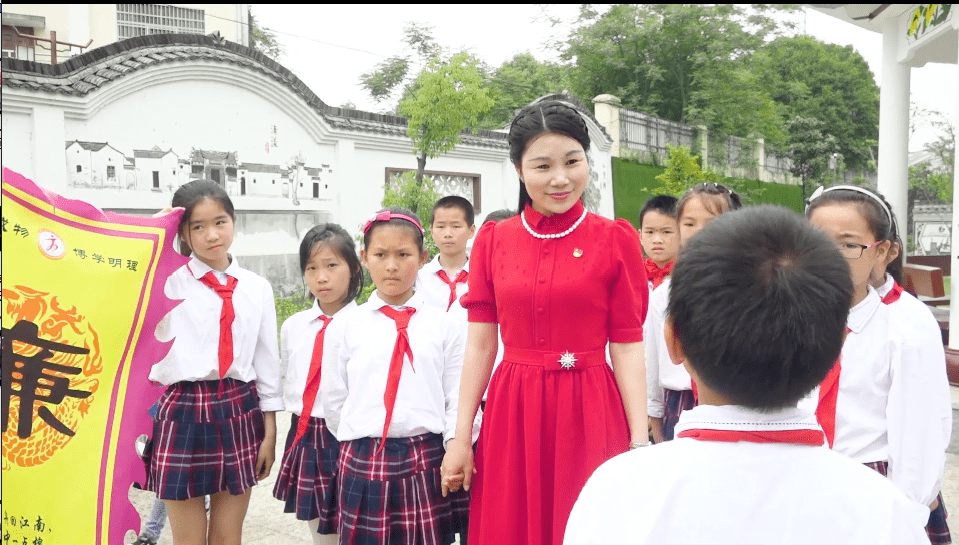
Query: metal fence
620,108,694,155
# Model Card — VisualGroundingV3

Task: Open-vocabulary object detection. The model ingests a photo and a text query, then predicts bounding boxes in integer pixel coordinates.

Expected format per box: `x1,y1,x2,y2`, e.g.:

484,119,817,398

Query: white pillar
949,35,959,349
877,19,910,247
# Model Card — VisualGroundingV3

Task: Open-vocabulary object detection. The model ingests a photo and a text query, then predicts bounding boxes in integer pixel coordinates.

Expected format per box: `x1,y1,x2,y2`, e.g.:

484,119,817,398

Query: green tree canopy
359,23,493,183
560,4,794,141
752,36,879,171
481,52,569,129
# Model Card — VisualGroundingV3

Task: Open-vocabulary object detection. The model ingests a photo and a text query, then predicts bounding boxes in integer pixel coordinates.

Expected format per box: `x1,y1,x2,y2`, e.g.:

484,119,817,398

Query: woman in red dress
441,99,649,545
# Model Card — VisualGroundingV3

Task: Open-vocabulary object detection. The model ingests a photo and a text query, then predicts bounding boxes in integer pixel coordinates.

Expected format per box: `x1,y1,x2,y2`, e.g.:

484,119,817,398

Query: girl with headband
804,185,951,543
320,207,478,545
441,99,649,545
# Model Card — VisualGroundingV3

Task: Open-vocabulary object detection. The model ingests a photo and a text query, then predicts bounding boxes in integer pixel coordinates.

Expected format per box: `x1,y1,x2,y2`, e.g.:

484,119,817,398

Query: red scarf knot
815,327,852,449
436,269,468,311
377,306,417,456
196,270,239,384
290,314,332,449
644,258,673,289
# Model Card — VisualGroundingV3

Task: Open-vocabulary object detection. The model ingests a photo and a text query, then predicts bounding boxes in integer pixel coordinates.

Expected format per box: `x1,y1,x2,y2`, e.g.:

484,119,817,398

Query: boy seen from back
565,206,930,545
638,195,679,290
417,196,476,319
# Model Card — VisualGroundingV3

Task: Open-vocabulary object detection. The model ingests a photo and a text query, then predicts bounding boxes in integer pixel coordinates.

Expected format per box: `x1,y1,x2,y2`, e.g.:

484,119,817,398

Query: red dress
461,200,648,545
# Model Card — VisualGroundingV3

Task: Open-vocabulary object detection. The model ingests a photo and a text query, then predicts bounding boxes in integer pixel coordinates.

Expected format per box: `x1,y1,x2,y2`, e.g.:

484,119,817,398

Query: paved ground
129,392,959,544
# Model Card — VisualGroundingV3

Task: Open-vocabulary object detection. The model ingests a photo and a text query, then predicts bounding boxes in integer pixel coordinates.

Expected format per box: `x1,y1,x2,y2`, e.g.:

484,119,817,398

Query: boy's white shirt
415,253,469,321
644,277,692,418
320,290,481,445
151,255,283,412
798,286,951,506
565,404,930,545
280,299,358,418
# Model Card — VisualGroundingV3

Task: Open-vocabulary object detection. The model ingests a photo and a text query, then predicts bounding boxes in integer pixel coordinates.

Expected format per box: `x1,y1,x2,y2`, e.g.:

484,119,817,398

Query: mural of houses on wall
65,140,128,189
65,142,329,201
134,146,180,191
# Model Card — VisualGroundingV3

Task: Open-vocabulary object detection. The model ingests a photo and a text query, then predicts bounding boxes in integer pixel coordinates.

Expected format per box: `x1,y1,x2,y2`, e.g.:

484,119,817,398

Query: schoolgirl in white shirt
805,185,951,541
320,207,475,545
867,205,952,544
146,179,281,545
646,183,741,443
272,223,364,545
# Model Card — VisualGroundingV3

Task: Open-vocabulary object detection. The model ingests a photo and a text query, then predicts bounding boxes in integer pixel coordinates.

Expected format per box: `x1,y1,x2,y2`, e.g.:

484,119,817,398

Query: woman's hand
440,437,475,497
256,411,277,480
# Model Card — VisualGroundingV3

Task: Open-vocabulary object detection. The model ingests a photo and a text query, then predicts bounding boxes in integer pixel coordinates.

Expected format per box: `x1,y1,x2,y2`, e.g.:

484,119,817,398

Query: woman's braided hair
508,100,591,210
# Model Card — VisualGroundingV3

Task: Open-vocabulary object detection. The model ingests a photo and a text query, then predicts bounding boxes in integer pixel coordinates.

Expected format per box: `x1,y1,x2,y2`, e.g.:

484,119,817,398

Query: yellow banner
2,168,186,544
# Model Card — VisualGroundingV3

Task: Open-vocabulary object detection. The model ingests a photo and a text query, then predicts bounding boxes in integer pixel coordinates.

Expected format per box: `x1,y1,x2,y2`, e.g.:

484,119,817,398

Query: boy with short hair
565,206,930,545
638,195,679,290
418,196,476,319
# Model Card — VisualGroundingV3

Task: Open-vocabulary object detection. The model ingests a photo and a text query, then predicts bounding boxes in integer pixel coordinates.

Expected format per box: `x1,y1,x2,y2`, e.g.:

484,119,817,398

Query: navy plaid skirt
865,461,950,544
273,413,340,532
662,388,696,442
145,378,265,500
337,433,468,545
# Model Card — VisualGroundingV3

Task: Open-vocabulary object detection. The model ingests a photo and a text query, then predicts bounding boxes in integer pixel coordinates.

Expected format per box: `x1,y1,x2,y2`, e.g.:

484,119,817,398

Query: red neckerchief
881,281,904,305
814,327,852,448
436,269,468,311
644,257,673,289
190,264,238,395
289,314,332,449
677,427,825,446
377,306,416,456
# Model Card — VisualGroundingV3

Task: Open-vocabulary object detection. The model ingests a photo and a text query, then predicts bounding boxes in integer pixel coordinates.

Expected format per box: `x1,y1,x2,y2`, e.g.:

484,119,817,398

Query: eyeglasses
836,240,883,259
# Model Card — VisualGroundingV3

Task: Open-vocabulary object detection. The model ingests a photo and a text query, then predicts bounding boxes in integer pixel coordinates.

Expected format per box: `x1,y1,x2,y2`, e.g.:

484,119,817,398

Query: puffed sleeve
607,219,649,343
460,221,498,323
253,278,283,412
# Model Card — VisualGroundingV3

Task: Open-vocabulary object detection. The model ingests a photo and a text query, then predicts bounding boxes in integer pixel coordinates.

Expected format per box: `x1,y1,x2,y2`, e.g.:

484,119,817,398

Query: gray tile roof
133,148,176,159
3,33,509,150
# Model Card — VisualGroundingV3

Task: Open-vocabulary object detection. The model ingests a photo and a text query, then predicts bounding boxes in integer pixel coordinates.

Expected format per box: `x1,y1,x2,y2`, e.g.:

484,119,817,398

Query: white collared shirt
281,299,358,418
798,287,950,506
644,278,692,418
416,254,469,321
321,290,480,444
565,404,930,545
149,255,282,412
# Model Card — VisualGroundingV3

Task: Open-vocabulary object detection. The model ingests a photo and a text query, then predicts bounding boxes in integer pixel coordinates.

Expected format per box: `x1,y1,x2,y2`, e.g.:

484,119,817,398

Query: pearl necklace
521,208,588,239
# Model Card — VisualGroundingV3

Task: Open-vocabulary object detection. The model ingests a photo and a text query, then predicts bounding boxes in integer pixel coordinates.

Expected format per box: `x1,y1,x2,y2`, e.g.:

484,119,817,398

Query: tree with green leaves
560,4,794,143
359,23,494,184
248,9,285,61
481,52,569,129
398,52,494,183
784,116,840,199
751,36,879,171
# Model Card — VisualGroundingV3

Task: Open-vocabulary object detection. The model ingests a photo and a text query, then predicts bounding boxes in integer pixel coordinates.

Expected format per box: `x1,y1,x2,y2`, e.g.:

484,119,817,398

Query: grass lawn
947,276,952,296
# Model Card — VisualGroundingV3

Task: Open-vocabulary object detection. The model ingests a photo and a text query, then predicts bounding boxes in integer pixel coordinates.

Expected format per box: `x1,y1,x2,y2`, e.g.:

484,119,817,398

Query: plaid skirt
145,378,265,500
662,388,697,442
865,461,951,544
272,413,340,532
337,433,468,545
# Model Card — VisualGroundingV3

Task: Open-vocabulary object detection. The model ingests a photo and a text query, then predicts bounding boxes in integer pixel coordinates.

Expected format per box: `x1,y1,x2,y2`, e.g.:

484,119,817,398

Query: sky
251,4,956,152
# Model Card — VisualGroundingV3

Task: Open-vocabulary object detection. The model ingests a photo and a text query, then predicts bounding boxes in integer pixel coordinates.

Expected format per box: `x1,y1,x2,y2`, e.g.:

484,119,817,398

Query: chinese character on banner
2,167,187,545
2,321,93,438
